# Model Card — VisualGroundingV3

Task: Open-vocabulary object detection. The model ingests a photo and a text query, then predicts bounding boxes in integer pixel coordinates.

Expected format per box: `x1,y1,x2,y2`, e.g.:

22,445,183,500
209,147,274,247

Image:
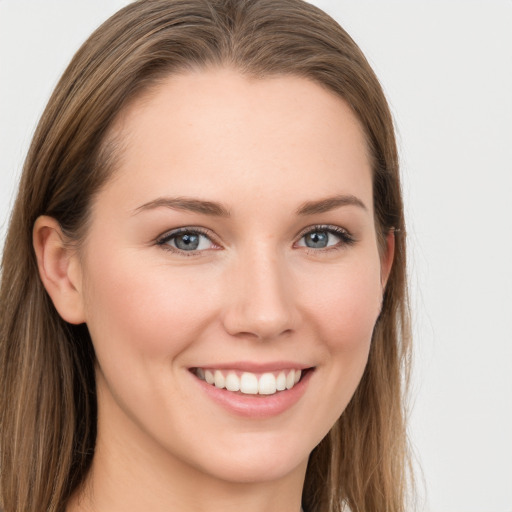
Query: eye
295,225,354,250
157,228,218,253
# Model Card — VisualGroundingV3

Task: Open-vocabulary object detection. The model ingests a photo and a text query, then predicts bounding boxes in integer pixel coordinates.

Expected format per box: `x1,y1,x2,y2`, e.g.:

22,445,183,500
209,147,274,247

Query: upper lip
190,361,313,372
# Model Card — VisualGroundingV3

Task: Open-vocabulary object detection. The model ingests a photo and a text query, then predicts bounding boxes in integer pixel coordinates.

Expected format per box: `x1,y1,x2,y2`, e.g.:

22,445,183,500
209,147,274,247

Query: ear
380,229,395,290
33,216,86,324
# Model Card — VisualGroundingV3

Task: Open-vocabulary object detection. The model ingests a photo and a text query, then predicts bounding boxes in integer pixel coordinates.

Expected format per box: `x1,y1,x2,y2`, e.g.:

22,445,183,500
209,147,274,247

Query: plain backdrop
1,1,511,511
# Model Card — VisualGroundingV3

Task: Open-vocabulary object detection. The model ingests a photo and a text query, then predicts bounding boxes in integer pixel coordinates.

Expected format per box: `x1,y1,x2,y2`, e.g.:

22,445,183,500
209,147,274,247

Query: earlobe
380,229,396,289
33,216,86,324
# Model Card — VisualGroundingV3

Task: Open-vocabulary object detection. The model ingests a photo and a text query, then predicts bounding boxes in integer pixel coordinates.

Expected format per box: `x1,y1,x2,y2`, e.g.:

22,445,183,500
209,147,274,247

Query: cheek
300,257,383,354
291,256,383,442
82,248,218,365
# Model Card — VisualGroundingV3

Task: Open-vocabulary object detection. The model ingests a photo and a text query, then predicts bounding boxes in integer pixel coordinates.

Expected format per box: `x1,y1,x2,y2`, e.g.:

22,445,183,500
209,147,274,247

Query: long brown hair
0,1,412,510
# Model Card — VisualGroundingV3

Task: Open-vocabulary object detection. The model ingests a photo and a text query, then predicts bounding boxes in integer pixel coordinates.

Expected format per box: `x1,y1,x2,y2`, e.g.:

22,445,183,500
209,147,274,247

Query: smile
193,368,304,396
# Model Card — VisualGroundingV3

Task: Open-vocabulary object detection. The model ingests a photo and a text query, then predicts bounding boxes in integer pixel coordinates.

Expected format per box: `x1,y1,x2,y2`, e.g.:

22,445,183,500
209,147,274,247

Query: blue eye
296,226,354,250
303,231,331,248
157,229,216,252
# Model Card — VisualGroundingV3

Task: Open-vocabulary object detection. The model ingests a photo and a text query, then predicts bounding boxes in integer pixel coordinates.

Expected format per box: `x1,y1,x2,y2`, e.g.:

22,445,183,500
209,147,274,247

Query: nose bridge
222,242,297,340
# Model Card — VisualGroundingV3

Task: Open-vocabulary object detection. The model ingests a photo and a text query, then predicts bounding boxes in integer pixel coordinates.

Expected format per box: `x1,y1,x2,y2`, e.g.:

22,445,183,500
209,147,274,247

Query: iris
304,231,329,248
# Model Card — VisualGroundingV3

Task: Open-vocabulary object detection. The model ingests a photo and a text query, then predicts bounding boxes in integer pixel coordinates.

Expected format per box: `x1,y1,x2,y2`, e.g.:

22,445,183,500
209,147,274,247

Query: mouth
190,367,311,396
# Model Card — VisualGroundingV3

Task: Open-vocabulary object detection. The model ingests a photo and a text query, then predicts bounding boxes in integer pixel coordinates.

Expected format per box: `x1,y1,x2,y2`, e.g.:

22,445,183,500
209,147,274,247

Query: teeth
276,371,286,391
214,370,225,389
286,370,295,390
240,372,258,394
258,373,276,395
205,369,215,385
225,371,240,392
195,368,304,395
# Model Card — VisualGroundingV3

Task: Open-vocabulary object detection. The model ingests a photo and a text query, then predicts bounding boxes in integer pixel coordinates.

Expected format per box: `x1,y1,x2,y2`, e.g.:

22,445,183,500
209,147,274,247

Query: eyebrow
296,194,367,215
133,197,230,217
133,194,367,217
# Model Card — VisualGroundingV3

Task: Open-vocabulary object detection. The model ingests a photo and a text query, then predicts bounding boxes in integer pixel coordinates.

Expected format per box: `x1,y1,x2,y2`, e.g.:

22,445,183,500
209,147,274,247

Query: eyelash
155,224,355,255
295,224,356,253
156,227,218,256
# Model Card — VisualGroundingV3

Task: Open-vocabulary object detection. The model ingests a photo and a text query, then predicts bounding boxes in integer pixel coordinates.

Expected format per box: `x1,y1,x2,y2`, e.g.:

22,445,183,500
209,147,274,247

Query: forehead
102,68,373,214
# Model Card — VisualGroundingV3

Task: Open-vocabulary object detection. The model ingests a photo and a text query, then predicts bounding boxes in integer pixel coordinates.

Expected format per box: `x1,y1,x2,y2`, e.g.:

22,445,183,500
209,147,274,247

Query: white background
1,1,511,511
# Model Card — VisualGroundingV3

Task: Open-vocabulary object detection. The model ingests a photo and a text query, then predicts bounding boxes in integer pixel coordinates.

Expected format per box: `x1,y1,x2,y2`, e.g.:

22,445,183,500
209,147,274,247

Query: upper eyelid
294,225,356,251
155,228,220,255
155,224,353,249
294,224,351,239
156,226,216,243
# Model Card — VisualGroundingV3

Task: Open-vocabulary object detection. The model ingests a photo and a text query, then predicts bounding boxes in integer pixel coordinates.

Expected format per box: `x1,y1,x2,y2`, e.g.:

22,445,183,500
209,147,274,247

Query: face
77,69,389,486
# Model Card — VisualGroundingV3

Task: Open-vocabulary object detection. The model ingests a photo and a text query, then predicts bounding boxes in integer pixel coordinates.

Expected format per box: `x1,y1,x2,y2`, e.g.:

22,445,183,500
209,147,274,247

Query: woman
0,0,411,511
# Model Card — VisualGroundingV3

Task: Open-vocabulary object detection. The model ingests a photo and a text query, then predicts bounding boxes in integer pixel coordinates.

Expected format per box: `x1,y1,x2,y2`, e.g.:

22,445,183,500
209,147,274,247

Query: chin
185,429,315,485
201,453,306,485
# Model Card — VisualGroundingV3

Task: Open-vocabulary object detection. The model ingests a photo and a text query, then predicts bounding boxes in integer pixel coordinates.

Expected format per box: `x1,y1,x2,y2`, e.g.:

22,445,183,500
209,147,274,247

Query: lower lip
193,370,313,418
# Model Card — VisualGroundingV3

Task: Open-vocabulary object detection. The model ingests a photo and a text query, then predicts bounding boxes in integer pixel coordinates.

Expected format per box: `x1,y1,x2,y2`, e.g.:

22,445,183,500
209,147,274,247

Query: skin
34,68,394,512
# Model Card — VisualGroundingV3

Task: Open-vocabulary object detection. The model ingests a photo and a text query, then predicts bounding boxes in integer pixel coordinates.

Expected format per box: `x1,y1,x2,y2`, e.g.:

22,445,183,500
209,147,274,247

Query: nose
221,247,298,341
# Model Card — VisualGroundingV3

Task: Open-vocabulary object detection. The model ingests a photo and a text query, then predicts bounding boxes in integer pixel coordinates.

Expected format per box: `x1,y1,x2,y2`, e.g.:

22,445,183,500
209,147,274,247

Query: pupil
176,233,199,250
306,231,328,248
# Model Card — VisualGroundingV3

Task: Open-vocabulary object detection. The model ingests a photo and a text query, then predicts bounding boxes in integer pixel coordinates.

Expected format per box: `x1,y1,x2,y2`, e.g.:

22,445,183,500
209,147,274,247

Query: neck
67,381,307,512
68,443,306,512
